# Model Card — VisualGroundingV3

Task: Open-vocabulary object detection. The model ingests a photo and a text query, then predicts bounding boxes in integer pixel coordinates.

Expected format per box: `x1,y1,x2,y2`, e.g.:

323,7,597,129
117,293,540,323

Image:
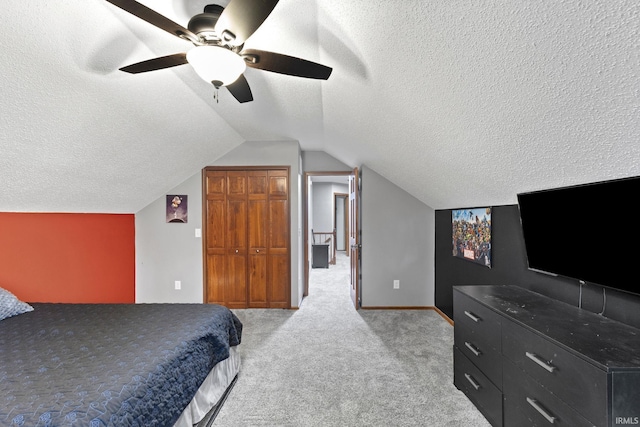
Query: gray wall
135,149,436,309
311,183,331,232
311,183,334,232
302,151,353,172
361,166,435,307
335,193,346,251
136,140,304,306
136,172,204,303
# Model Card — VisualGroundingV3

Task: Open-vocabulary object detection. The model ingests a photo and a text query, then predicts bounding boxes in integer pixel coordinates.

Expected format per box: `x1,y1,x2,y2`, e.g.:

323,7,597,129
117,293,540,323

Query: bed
0,287,242,427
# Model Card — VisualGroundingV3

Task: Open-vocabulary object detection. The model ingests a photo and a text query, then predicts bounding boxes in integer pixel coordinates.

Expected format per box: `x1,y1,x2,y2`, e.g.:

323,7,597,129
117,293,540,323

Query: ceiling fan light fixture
187,45,246,87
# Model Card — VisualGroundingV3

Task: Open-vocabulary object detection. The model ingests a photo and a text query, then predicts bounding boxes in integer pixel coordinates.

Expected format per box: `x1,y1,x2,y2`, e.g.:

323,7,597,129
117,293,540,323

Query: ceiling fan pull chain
213,87,219,103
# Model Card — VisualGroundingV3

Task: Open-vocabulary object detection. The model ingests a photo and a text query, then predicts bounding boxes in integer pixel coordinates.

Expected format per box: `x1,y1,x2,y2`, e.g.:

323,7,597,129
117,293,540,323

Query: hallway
307,250,351,307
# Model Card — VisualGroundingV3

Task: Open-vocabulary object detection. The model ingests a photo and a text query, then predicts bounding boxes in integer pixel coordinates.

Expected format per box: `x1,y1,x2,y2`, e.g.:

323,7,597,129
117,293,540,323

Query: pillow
0,287,34,321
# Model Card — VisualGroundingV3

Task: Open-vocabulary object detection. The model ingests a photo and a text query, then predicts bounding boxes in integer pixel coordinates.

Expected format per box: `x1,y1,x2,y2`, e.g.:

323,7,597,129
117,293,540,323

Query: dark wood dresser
453,285,640,427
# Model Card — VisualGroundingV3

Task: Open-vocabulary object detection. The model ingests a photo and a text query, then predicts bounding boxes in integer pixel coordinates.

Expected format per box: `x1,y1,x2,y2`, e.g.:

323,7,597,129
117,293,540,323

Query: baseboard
432,306,454,326
360,305,454,326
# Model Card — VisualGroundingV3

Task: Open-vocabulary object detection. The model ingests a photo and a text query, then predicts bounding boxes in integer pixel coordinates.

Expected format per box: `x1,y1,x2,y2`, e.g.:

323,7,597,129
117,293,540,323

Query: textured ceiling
1,0,639,213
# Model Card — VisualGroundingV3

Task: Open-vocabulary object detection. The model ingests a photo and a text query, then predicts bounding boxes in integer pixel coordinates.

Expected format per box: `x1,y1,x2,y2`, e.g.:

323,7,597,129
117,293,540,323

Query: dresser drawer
502,320,606,426
454,347,503,427
455,322,503,388
503,359,595,427
454,289,502,353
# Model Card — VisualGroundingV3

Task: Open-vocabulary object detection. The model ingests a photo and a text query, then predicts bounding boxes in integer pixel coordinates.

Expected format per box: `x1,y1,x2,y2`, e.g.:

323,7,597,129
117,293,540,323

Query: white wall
360,165,435,307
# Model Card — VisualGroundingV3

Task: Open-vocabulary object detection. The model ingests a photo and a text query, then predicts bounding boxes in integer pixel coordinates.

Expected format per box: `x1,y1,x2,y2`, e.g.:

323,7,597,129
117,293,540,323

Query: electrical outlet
393,280,400,289
175,280,181,290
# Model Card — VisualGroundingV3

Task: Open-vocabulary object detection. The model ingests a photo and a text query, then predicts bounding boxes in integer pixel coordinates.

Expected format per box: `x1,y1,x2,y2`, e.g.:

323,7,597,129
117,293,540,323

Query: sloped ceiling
1,0,639,213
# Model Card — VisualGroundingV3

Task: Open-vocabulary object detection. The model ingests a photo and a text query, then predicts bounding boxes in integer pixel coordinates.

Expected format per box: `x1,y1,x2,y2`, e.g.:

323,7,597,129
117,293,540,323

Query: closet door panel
269,254,289,308
225,171,248,308
249,254,267,307
248,198,267,308
205,171,226,196
248,171,268,307
206,254,226,305
268,173,288,198
269,199,289,252
204,171,227,305
227,171,246,196
226,253,247,308
206,200,225,250
267,169,289,308
226,199,247,251
248,171,268,197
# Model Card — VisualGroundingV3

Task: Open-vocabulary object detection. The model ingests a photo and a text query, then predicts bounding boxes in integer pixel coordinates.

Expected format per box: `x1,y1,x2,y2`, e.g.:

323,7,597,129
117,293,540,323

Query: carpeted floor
213,252,491,426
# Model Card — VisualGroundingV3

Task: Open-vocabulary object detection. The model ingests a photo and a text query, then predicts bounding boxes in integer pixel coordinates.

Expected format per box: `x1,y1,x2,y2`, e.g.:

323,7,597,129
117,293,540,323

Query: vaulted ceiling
2,0,639,213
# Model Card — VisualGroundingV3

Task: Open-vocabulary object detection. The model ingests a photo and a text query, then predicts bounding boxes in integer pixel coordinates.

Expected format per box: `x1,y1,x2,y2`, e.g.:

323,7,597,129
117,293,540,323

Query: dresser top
454,285,640,370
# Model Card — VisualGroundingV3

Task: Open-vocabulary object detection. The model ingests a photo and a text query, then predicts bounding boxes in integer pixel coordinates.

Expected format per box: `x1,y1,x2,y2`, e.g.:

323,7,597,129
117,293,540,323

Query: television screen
517,176,640,296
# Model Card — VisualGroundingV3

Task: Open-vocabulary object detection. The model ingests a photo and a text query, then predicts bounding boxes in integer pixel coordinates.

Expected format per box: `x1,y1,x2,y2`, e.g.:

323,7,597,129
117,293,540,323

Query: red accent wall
0,213,135,303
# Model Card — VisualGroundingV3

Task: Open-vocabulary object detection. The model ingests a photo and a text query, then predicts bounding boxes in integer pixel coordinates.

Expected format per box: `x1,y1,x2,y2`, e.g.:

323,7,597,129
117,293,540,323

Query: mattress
0,303,242,426
176,346,240,427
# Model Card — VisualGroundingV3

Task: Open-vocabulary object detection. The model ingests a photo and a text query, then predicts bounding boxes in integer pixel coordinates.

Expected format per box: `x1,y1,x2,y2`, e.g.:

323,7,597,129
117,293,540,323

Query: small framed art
166,195,188,223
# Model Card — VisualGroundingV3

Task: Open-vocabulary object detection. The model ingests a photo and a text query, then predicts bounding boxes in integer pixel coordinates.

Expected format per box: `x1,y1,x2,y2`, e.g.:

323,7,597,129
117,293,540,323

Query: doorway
304,169,360,309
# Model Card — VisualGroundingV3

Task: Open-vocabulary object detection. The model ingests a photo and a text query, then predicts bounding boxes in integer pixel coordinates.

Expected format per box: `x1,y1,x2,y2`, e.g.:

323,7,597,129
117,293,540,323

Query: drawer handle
526,397,557,424
525,352,556,373
464,310,481,322
464,373,481,391
464,341,481,357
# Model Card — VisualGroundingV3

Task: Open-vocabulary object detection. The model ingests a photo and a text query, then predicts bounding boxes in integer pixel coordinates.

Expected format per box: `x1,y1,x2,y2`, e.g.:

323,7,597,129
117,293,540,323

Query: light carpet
213,252,491,426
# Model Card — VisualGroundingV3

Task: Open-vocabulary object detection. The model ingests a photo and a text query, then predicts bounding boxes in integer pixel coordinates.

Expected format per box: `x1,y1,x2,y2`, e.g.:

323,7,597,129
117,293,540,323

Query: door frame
348,167,360,309
303,170,357,300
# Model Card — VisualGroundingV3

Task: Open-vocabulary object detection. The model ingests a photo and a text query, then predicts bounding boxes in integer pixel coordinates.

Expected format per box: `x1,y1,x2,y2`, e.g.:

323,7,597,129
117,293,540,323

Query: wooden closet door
204,170,248,308
267,169,290,308
225,171,248,308
204,167,290,309
248,171,268,307
204,171,227,305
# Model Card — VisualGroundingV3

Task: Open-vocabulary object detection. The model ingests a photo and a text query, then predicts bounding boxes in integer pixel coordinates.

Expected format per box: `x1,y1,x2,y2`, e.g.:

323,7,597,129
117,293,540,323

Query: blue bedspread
0,303,242,427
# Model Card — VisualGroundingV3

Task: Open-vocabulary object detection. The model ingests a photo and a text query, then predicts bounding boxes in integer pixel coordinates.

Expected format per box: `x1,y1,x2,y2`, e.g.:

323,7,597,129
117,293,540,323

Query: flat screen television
517,176,640,296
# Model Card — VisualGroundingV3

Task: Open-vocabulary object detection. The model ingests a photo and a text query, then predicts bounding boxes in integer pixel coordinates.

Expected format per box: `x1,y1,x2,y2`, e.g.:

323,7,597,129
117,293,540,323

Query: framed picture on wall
452,207,491,268
166,195,188,223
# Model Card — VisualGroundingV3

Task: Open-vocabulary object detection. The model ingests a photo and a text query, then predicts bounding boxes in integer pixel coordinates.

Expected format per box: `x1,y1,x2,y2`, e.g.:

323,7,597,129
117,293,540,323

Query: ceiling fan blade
120,53,188,74
105,0,198,43
214,0,279,46
241,49,332,80
226,74,253,103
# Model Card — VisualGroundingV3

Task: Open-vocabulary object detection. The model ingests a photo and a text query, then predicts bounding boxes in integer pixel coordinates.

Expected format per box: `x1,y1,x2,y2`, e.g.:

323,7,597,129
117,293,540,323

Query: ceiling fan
104,0,332,103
